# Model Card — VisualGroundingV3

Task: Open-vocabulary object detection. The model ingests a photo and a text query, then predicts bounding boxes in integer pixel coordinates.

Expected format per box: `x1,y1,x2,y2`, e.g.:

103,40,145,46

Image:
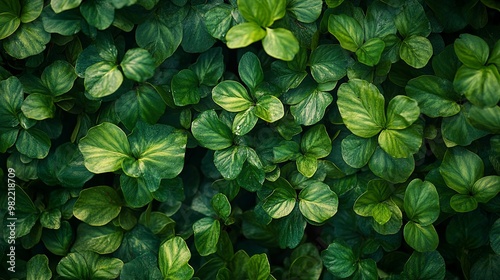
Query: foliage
1,0,500,279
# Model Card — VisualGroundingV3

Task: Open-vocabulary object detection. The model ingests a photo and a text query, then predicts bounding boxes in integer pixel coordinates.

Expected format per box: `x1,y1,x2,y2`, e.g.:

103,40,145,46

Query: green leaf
341,134,377,168
73,186,122,226
453,64,500,107
356,38,385,66
115,84,166,130
42,221,73,256
21,0,43,24
470,254,500,280
245,253,272,280
84,61,123,98
469,105,500,133
21,94,55,120
404,179,440,225
322,241,357,278
385,95,420,130
127,122,187,179
298,181,338,223
369,147,414,183
405,75,460,118
454,34,489,69
449,194,478,212
171,69,201,106
237,161,265,192
135,10,183,65
214,146,248,180
353,179,394,224
239,51,264,90
190,47,224,86
193,217,221,256
378,124,423,158
159,237,194,279
27,254,52,280
16,128,51,159
211,193,231,221
192,110,233,150
226,22,266,48
262,27,300,61
439,147,483,194
328,14,363,52
471,176,500,203
42,60,77,96
181,6,216,53
287,0,322,23
394,0,430,37
57,251,123,280
51,0,82,13
402,251,445,280
301,124,331,159
255,95,284,122
490,219,500,254
400,35,432,69
212,81,253,112
3,20,50,59
441,104,488,146
204,4,233,41
308,44,348,84
237,0,285,27
232,107,258,136
0,0,21,40
404,222,439,252
262,178,297,219
290,89,333,126
120,253,163,280
120,48,155,82
40,208,62,229
73,223,123,254
296,155,318,178
274,205,306,249
337,79,386,138
80,0,114,30
0,76,23,127
79,122,131,173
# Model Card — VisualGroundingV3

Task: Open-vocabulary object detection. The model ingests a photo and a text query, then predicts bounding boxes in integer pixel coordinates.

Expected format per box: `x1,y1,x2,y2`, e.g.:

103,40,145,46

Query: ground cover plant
1,0,500,279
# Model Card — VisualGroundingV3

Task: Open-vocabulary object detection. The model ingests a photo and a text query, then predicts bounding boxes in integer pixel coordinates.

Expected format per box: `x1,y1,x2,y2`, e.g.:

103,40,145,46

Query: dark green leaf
439,147,483,194
341,134,377,168
290,89,333,126
27,254,52,280
192,110,233,150
309,44,348,84
369,147,414,183
356,38,385,66
73,223,123,254
401,251,445,280
214,146,248,180
21,94,55,120
322,241,357,278
16,128,51,159
454,34,489,69
4,20,50,59
80,0,114,30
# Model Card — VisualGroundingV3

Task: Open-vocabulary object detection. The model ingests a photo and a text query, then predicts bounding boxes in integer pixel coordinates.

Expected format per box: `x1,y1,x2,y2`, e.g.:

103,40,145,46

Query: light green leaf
471,176,500,203
400,35,433,69
171,69,201,106
192,110,233,150
378,124,423,158
226,22,266,49
404,222,439,252
214,146,248,180
80,0,114,30
405,75,460,118
193,217,221,256
439,147,483,194
73,223,123,254
237,0,285,27
57,251,123,280
21,94,55,120
385,95,420,130
337,79,386,138
309,44,348,84
328,14,363,52
287,0,322,23
298,181,338,223
159,237,193,280
453,64,500,107
450,194,478,212
290,89,333,126
262,27,300,61
404,179,440,225
353,179,394,224
301,124,331,159
84,61,123,98
213,81,253,112
255,95,284,122
78,122,131,174
120,48,155,82
369,147,414,183
27,254,52,280
16,128,51,159
245,253,272,280
51,0,82,13
4,20,50,59
73,186,122,226
20,0,43,23
322,241,356,278
356,38,385,66
0,0,21,40
454,34,489,69
296,155,318,178
341,134,377,168
239,51,264,90
262,178,296,219
232,107,258,136
211,193,231,221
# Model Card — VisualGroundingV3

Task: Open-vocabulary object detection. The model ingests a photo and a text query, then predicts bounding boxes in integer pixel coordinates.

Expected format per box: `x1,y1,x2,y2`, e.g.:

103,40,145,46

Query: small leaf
120,48,155,82
404,222,439,252
378,124,423,158
328,14,363,52
232,107,258,136
211,193,231,221
3,20,51,59
84,61,123,98
27,254,52,280
73,223,123,254
298,181,338,223
73,186,122,226
245,253,272,280
385,95,420,130
301,124,331,159
171,69,201,106
51,0,82,13
193,217,221,256
356,38,385,66
439,147,483,194
239,51,264,90
214,146,248,180
21,94,55,120
454,34,489,69
41,60,77,96
212,81,253,112
191,110,233,150
296,155,318,178
262,178,297,219
80,0,114,30
254,95,284,122
404,179,440,225
159,237,194,280
369,147,414,183
450,194,478,212
322,241,357,278
402,251,446,280
226,22,266,49
471,176,500,203
290,89,333,126
453,64,500,107
262,27,300,61
400,35,433,69
16,128,51,159
341,134,377,168
308,44,348,83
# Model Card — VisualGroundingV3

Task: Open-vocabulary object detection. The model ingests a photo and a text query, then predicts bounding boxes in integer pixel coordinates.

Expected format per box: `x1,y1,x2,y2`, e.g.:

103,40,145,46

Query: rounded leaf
212,80,253,112
404,222,439,252
193,217,221,256
321,241,357,278
328,14,363,52
404,179,440,225
226,22,266,49
454,34,489,68
385,95,420,130
120,48,155,82
254,95,284,122
73,186,122,226
400,35,433,69
262,27,300,61
84,61,123,98
191,110,233,150
439,147,483,194
298,181,338,223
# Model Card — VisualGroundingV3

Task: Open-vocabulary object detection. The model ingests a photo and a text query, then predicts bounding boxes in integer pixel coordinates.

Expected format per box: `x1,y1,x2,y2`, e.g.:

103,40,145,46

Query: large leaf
245,253,272,280
56,251,123,279
309,44,348,83
0,0,21,40
120,48,155,82
369,147,414,183
255,95,284,123
262,27,300,61
16,128,51,159
404,179,440,225
469,105,500,133
385,95,420,130
73,186,122,226
404,222,439,252
73,223,123,254
394,0,430,37
322,241,357,278
441,104,489,146
193,217,221,256
158,236,194,280
80,0,114,30
3,20,50,59
439,147,483,194
337,79,386,138
405,75,460,118
42,60,77,96
214,146,248,180
399,35,432,69
300,124,331,159
378,124,423,158
84,61,123,98
328,14,363,52
191,110,233,150
262,178,297,219
21,94,55,120
0,76,24,127
51,0,82,13
237,0,285,27
171,69,201,106
226,22,266,48
454,34,489,69
181,5,216,53
298,181,338,223
190,47,224,86
78,122,131,173
27,254,52,280
341,134,377,168
453,64,500,107
356,38,385,66
290,89,333,126
402,251,445,280
471,176,500,203
212,81,253,112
